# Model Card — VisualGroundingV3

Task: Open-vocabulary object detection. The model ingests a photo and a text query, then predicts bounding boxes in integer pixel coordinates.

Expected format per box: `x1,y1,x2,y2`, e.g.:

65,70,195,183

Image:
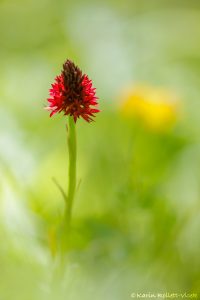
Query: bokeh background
0,0,200,299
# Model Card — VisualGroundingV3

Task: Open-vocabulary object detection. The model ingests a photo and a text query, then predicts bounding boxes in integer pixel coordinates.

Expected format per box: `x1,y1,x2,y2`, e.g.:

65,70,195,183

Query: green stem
65,116,77,231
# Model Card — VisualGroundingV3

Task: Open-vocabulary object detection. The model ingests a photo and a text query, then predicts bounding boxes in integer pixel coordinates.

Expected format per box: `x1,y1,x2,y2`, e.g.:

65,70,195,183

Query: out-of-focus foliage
0,0,200,299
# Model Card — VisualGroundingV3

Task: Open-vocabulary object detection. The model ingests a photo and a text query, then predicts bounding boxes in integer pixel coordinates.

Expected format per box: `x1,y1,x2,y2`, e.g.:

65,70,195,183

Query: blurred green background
1,0,200,299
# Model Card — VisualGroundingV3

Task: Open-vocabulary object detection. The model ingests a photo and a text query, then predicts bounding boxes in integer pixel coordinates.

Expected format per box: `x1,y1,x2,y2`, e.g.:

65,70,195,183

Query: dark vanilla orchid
46,59,99,122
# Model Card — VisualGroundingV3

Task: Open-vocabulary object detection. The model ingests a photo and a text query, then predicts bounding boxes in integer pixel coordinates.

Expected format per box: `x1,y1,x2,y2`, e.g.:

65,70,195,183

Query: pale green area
0,0,200,299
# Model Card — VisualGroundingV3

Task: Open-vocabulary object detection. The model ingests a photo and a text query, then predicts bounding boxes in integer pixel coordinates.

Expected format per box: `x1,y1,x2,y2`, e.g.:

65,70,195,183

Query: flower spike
46,59,99,122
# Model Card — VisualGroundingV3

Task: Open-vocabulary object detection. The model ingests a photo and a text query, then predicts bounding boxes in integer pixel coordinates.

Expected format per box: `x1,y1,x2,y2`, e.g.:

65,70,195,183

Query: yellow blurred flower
120,84,179,132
